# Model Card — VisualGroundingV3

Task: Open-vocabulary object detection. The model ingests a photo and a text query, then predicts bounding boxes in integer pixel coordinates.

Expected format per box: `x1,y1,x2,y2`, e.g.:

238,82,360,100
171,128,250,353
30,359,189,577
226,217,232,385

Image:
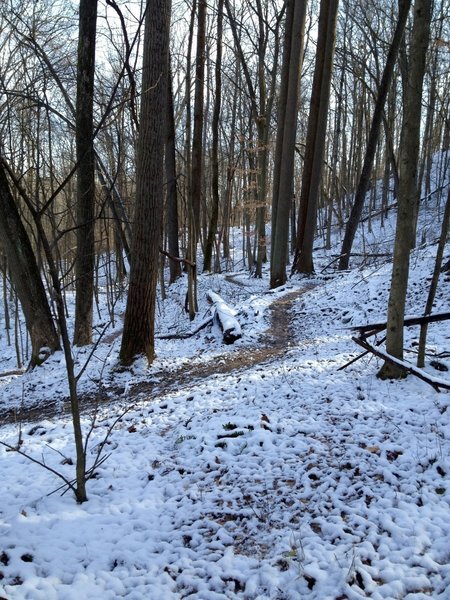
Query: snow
1,182,450,597
207,290,242,342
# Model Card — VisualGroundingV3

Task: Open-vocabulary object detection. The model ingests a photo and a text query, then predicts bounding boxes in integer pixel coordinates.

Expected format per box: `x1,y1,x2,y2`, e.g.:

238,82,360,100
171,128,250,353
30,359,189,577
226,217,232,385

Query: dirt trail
127,286,312,398
0,286,313,425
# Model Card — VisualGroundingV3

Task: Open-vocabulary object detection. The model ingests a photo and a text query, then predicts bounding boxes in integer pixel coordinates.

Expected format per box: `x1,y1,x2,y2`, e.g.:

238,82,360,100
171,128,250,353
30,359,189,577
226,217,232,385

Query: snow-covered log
207,290,242,344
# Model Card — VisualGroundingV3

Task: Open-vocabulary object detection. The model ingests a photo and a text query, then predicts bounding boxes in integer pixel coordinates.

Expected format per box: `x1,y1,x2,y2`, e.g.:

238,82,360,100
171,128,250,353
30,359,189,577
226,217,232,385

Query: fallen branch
0,369,26,378
338,335,386,371
159,248,195,268
155,317,213,340
352,336,450,392
320,253,391,273
351,311,450,337
207,290,242,344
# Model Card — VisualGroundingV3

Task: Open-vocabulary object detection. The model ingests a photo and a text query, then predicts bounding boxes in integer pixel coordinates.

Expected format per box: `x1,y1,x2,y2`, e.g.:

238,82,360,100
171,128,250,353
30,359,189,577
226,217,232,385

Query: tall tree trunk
378,0,432,379
187,0,206,319
0,157,60,367
417,187,450,367
120,0,172,365
73,0,98,346
220,53,240,264
270,0,307,288
203,0,224,273
165,68,182,283
292,0,339,275
339,0,412,270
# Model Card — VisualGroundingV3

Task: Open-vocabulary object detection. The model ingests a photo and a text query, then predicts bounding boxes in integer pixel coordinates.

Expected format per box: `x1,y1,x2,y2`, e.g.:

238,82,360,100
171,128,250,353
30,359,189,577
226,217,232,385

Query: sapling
3,166,99,502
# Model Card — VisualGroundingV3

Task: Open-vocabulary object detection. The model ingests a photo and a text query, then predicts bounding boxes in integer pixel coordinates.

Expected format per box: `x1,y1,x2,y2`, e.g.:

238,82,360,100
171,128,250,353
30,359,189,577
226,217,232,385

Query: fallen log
0,369,26,378
207,290,242,344
352,336,450,392
351,311,450,337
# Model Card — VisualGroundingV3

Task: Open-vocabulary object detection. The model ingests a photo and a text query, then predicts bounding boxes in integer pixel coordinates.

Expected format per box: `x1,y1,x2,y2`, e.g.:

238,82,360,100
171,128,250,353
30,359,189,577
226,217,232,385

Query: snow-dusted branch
352,336,450,392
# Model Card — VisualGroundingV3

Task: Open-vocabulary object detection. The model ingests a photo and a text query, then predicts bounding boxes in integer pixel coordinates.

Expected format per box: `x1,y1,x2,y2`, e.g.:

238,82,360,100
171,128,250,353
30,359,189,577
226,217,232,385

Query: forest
0,0,448,365
1,0,450,598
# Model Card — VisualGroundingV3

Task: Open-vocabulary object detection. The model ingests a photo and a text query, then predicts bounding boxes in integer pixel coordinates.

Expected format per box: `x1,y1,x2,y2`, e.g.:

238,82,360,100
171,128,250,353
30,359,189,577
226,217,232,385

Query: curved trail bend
1,286,313,425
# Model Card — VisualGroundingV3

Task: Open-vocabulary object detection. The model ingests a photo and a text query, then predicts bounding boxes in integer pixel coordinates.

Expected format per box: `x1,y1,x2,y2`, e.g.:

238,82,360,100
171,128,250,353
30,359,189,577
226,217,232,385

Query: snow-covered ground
1,180,450,598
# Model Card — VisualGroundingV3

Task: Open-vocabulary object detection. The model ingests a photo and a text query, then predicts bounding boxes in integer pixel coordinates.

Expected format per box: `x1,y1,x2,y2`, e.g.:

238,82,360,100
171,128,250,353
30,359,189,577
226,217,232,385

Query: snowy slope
1,232,450,598
1,149,450,598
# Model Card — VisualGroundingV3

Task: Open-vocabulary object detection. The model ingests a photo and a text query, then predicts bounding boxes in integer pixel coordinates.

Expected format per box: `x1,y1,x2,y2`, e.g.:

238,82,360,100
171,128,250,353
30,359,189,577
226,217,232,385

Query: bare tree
120,0,172,364
165,67,182,284
186,0,207,318
203,0,224,273
270,0,307,288
224,0,284,277
338,0,412,270
378,0,432,379
292,0,339,275
417,187,450,367
73,0,98,346
0,156,60,367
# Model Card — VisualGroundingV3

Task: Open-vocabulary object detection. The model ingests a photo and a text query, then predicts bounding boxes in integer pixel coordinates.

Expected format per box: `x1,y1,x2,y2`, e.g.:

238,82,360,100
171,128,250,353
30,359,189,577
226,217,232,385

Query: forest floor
1,219,450,598
0,284,313,425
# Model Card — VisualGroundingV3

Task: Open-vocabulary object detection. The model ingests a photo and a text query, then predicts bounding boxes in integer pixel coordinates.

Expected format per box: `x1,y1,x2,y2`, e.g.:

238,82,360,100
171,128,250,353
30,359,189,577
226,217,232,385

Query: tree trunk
187,0,206,319
292,0,339,275
165,68,182,283
270,0,307,288
220,58,239,264
204,0,224,273
378,0,432,379
120,0,172,365
417,187,450,367
73,0,98,346
339,0,412,270
0,158,60,367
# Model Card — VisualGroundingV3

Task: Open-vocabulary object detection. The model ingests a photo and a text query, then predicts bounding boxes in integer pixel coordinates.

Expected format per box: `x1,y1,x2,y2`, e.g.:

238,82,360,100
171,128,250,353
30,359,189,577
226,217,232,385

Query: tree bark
187,0,206,319
73,0,98,346
203,0,224,273
270,0,307,288
292,0,339,275
165,68,182,283
378,0,432,379
119,0,172,365
0,158,60,367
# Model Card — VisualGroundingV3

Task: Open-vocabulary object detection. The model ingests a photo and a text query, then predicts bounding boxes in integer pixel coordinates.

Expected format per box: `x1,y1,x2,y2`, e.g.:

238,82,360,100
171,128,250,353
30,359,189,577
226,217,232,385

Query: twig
88,405,134,477
49,453,111,497
320,253,391,273
0,440,76,493
75,308,120,383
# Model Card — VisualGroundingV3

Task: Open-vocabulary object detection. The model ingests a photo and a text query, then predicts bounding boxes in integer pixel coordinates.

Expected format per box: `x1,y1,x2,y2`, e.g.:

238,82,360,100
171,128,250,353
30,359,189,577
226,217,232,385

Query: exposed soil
124,285,314,398
0,285,314,425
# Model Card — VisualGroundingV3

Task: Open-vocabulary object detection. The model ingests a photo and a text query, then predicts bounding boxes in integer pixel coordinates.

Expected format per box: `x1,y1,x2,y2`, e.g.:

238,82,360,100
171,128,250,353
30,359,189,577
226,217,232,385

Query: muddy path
125,286,313,398
0,286,313,425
